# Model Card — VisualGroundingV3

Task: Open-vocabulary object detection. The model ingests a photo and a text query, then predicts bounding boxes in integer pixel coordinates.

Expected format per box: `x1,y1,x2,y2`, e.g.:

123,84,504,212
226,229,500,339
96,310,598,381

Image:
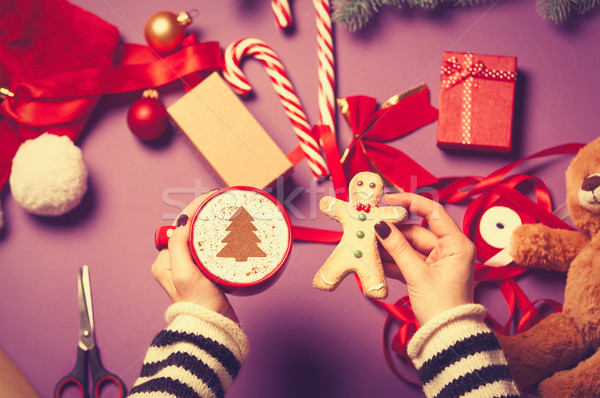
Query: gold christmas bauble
144,11,192,55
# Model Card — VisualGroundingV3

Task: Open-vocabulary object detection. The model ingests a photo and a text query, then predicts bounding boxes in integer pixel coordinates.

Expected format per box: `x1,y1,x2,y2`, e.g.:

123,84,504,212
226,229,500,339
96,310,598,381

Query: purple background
1,1,599,397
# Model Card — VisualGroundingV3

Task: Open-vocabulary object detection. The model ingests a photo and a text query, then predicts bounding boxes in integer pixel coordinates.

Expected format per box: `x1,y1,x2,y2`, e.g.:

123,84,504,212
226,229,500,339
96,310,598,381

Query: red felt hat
0,0,119,220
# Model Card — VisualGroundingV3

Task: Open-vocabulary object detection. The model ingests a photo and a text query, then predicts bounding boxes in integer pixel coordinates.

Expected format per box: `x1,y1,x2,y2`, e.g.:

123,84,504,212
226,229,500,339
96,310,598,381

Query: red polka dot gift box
437,52,517,153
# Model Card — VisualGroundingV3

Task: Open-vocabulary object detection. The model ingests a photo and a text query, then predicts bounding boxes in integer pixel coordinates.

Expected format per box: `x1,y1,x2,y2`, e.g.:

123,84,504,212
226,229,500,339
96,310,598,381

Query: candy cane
314,0,336,135
271,0,292,29
223,38,329,179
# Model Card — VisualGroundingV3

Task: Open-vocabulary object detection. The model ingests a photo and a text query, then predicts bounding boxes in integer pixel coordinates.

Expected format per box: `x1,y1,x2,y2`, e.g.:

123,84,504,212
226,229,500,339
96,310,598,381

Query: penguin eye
369,182,376,188
357,181,363,186
479,206,523,249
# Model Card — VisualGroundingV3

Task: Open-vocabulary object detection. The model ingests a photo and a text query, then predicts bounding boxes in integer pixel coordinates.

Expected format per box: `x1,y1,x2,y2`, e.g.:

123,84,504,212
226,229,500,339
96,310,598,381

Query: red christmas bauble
127,97,168,141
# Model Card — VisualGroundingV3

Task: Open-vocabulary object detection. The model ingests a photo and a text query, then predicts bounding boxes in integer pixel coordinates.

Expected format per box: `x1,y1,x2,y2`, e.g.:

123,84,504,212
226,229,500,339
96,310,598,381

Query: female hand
375,193,476,325
151,192,239,323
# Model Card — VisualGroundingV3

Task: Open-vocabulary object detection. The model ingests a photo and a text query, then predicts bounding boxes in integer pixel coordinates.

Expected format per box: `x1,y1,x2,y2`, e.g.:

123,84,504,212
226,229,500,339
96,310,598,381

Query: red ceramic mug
155,187,292,290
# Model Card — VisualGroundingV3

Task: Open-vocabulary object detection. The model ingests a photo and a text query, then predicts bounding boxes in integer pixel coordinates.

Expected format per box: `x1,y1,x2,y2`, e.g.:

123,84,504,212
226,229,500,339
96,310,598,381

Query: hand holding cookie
375,193,476,325
313,172,408,298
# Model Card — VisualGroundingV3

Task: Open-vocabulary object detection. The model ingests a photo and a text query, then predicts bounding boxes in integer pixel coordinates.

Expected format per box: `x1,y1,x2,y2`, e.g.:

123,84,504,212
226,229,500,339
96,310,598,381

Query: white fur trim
10,133,87,216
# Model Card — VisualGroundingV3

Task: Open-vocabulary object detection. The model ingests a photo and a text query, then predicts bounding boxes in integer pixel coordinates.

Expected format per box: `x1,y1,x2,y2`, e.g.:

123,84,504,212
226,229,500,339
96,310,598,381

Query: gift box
437,52,517,153
168,72,293,188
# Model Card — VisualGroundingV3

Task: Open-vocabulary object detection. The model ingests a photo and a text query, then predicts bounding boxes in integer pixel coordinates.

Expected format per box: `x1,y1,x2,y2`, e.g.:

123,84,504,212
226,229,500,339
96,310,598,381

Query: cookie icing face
349,172,384,207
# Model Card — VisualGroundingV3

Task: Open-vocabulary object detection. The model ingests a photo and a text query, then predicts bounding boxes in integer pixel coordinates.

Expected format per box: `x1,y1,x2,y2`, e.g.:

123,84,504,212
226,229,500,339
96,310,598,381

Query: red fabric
0,0,120,189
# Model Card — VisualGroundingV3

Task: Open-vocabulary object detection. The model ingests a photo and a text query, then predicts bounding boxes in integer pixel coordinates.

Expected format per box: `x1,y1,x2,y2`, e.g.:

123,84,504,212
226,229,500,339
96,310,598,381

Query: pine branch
406,0,441,10
450,0,495,7
572,0,599,14
536,0,572,22
333,0,408,31
333,0,597,29
332,0,380,31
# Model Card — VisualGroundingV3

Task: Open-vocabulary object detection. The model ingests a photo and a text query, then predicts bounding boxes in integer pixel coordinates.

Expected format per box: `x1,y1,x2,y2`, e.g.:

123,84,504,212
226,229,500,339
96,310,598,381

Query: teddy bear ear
9,133,88,216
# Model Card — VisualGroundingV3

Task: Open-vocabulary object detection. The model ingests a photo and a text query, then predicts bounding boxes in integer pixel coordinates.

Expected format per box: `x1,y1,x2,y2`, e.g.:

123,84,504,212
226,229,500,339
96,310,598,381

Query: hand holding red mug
152,187,292,322
151,191,240,323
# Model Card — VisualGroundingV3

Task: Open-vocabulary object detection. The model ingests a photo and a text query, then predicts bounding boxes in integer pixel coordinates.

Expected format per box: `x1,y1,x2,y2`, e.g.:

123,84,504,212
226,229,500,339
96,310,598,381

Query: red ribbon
314,124,348,200
1,38,221,127
339,86,439,192
291,226,342,243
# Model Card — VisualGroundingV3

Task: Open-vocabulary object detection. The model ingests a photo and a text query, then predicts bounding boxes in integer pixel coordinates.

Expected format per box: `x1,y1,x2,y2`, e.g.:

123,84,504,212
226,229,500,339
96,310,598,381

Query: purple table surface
1,1,599,397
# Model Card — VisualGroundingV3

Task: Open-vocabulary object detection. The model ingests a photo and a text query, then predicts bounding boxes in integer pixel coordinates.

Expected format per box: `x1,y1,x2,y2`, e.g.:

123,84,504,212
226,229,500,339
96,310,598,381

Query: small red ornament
127,89,168,141
144,11,193,55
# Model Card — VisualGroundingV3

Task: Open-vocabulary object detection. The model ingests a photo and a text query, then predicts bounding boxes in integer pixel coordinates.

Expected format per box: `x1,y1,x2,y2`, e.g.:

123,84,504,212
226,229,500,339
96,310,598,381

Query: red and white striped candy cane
223,38,329,179
314,0,336,135
271,0,292,29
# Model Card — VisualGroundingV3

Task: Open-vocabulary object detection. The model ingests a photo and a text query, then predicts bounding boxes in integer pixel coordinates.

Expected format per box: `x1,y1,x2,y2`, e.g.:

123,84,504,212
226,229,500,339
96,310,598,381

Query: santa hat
0,0,119,224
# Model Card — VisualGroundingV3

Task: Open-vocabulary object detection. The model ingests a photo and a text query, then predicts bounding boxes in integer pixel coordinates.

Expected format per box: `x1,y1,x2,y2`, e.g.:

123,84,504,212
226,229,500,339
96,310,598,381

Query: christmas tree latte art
217,207,267,261
191,188,291,286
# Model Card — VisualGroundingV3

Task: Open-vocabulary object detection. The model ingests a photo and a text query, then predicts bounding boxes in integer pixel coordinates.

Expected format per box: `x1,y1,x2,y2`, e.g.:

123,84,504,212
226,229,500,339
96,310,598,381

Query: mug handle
155,226,176,250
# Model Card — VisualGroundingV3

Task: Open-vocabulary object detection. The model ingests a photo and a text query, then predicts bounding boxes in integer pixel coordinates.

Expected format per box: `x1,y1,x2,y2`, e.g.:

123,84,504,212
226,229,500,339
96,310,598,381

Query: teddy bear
496,136,600,397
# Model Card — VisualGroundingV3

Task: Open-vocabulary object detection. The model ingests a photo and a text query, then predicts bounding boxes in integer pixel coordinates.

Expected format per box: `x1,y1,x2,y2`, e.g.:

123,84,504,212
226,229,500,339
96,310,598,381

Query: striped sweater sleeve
129,302,250,398
407,304,520,398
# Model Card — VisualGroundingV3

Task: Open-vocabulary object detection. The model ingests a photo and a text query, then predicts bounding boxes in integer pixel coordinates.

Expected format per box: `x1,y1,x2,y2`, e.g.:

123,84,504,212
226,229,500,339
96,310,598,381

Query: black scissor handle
55,347,89,398
89,346,127,398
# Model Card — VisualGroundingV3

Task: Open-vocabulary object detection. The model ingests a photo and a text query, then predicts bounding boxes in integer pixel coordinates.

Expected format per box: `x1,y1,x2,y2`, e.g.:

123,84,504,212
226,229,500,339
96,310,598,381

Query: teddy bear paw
539,369,593,398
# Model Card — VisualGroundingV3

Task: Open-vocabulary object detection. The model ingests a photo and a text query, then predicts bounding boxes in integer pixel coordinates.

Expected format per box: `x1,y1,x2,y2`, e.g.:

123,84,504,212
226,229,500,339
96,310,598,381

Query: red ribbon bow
339,85,439,191
356,203,371,213
441,55,485,88
441,54,516,90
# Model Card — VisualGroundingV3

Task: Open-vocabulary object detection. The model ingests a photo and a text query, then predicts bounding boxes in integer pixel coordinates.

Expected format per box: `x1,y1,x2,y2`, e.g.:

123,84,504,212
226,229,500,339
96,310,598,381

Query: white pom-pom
10,133,88,216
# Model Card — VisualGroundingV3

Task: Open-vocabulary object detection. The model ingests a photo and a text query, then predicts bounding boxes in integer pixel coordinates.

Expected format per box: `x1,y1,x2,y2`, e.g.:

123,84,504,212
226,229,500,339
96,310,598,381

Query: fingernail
176,214,189,227
374,221,391,239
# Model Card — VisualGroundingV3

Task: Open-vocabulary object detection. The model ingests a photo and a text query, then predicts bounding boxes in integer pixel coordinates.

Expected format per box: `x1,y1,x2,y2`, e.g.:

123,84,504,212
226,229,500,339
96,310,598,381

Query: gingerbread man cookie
313,172,408,298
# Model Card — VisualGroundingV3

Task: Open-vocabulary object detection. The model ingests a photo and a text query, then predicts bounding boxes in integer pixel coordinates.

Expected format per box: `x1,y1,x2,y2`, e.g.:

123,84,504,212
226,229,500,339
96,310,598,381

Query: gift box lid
168,72,293,188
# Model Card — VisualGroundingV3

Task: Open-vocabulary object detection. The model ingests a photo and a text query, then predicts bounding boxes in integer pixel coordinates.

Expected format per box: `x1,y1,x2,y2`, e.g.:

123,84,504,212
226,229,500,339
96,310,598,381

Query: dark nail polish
176,214,189,227
374,221,391,239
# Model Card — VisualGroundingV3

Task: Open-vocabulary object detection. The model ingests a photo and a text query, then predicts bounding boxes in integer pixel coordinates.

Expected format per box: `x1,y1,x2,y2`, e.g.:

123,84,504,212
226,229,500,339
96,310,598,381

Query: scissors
55,265,127,398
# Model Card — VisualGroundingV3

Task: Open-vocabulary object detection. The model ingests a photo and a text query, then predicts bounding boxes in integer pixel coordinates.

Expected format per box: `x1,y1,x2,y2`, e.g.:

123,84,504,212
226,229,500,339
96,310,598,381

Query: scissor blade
78,265,95,350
